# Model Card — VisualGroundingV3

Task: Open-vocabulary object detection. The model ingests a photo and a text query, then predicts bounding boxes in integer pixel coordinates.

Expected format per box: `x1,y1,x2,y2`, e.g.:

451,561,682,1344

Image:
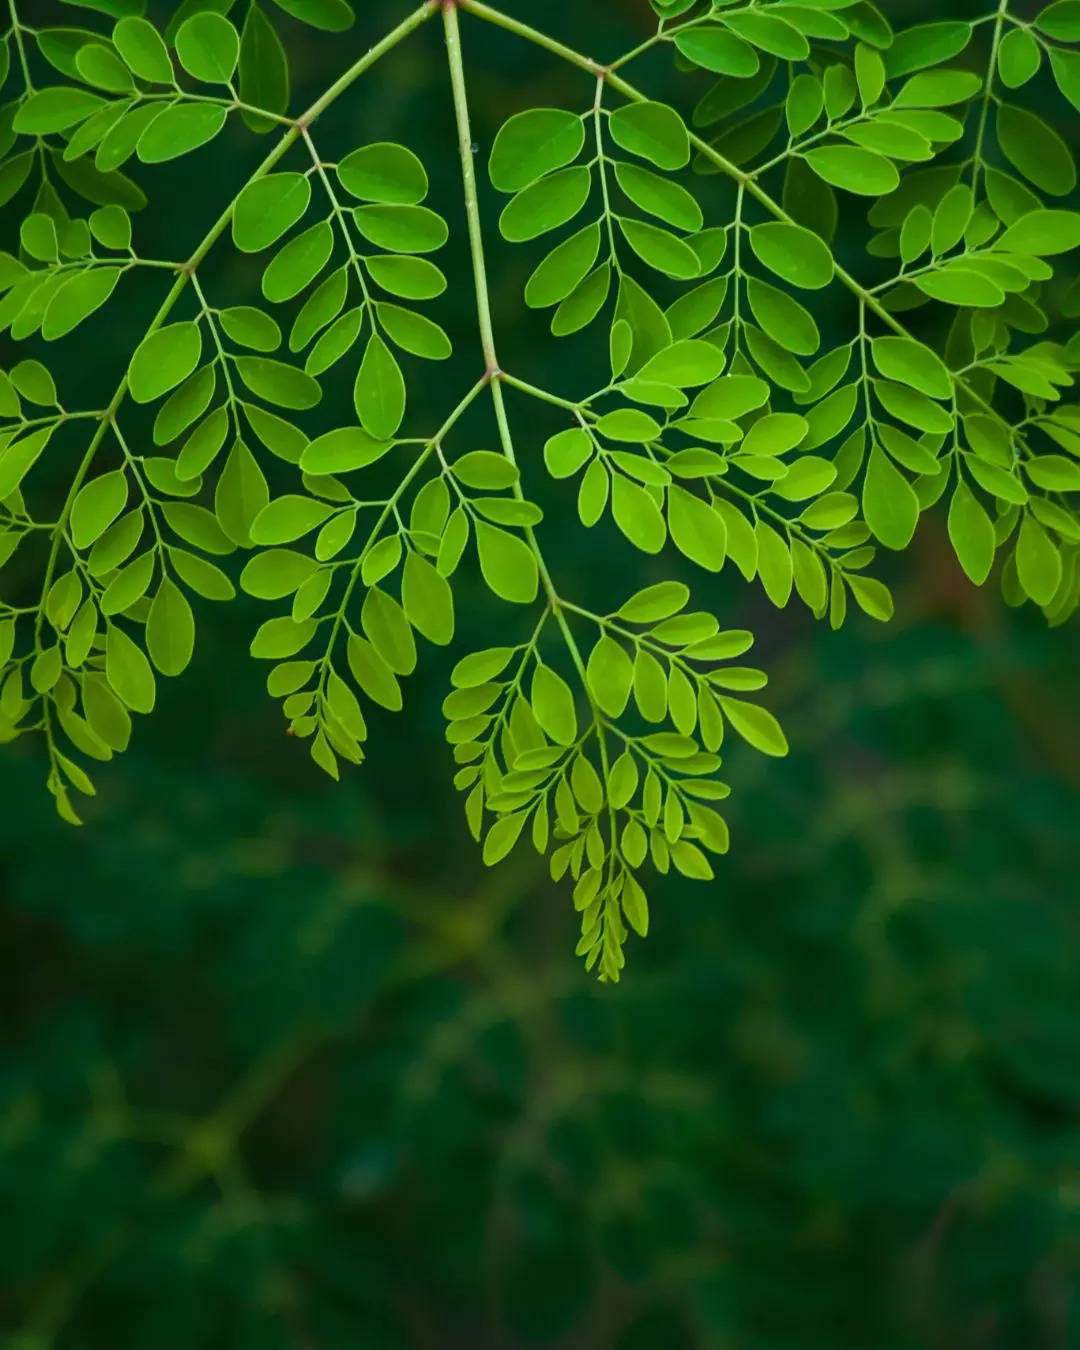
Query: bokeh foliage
3,603,1078,1348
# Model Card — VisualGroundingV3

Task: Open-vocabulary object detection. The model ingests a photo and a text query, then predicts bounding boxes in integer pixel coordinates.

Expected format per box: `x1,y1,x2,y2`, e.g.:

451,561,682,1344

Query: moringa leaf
128,324,202,403
234,173,311,252
749,222,834,289
489,108,585,192
238,2,289,131
338,143,428,204
137,105,228,162
1,0,1076,987
175,12,240,84
609,101,690,169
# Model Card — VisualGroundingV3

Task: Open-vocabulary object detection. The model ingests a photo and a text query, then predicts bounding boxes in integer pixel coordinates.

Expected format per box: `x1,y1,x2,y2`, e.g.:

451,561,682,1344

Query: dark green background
3,1,1079,1345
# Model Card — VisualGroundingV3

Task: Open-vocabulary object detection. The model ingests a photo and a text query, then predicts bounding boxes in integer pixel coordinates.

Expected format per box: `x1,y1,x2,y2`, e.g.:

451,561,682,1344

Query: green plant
0,0,1077,980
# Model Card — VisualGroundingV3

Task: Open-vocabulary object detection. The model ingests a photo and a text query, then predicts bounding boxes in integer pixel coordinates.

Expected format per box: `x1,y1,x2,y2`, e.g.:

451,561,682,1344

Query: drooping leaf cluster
0,0,1077,979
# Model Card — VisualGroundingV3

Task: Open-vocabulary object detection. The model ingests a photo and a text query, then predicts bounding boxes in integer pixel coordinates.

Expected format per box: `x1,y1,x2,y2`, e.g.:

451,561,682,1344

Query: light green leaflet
0,0,1077,982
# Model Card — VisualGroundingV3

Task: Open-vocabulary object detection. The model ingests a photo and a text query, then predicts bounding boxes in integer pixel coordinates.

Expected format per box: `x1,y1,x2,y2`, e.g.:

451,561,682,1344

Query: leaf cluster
0,0,1077,977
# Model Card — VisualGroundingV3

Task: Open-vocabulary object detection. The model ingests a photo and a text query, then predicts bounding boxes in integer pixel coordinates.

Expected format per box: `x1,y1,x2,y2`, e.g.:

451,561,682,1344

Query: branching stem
7,0,32,93
971,0,1010,193
444,1,618,869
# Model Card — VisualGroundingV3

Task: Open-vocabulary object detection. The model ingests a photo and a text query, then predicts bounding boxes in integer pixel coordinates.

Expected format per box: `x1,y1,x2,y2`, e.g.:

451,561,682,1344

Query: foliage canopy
1,0,1078,978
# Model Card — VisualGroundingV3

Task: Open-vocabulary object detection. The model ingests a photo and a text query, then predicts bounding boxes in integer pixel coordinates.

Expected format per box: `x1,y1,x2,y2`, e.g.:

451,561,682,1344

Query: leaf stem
443,0,617,851
457,0,608,75
7,0,33,93
190,272,242,437
301,126,377,328
443,3,569,634
971,0,1009,193
593,77,620,268
499,372,580,413
443,3,500,377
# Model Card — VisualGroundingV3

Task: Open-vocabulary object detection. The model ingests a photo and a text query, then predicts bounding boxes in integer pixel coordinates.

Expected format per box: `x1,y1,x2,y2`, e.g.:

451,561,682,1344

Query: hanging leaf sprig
0,0,1077,979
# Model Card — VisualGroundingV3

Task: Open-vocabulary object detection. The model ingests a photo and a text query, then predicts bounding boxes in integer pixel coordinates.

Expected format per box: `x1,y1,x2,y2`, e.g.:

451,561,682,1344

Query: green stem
858,300,875,431
7,0,33,93
609,6,757,73
751,106,869,180
458,0,607,74
41,257,179,277
108,416,166,561
443,2,569,632
444,4,500,376
186,92,296,126
499,372,580,413
301,126,376,326
559,598,706,676
607,13,667,72
971,0,1009,193
444,0,618,865
593,77,620,268
190,273,242,437
732,183,744,348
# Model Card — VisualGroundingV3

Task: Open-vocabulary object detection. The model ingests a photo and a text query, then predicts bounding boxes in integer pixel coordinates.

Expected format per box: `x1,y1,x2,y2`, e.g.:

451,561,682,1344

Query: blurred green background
3,1,1080,1345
